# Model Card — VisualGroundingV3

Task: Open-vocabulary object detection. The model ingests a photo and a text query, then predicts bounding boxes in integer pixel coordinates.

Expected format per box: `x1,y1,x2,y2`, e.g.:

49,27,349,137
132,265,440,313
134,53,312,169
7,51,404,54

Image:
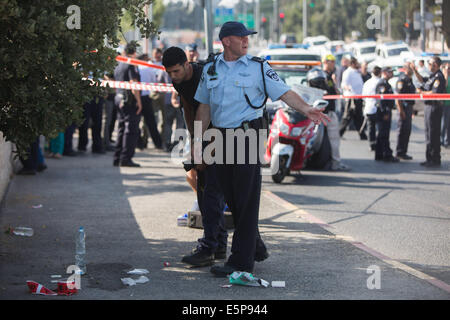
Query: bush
0,0,158,157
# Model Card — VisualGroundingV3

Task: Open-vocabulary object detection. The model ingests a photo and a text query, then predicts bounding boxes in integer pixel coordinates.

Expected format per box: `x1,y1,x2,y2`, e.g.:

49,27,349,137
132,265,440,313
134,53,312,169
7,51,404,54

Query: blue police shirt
194,53,291,128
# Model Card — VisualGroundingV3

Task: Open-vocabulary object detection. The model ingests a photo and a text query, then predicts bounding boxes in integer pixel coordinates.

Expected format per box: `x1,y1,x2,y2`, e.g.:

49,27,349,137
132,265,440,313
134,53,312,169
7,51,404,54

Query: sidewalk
0,146,449,300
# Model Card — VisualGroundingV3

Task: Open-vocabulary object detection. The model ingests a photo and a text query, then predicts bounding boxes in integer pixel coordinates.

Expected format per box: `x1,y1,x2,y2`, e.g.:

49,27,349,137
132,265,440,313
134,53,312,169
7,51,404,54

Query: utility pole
273,0,279,42
420,0,425,51
203,0,213,55
303,0,307,41
387,0,391,39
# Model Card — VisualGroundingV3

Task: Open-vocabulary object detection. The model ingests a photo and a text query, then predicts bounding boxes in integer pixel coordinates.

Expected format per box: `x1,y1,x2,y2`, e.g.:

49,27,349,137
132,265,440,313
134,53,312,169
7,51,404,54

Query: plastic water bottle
75,227,86,275
11,227,34,236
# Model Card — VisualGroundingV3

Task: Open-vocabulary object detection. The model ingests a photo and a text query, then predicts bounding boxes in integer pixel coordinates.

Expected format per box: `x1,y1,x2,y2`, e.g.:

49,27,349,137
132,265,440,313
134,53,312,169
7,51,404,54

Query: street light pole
203,0,213,55
303,0,307,41
420,0,425,51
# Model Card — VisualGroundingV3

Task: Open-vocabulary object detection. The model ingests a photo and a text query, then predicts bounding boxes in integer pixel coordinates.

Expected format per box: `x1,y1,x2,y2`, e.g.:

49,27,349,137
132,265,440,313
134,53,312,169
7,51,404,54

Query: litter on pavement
127,268,149,275
228,272,269,288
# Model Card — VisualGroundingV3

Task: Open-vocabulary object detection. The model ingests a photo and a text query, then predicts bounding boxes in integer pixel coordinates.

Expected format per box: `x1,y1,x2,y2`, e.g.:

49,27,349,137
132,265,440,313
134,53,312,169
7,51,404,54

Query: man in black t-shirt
163,47,228,267
113,44,143,167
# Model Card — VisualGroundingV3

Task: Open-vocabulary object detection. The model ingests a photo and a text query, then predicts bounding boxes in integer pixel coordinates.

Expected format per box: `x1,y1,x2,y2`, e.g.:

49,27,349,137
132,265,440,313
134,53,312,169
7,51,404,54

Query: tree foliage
0,0,159,157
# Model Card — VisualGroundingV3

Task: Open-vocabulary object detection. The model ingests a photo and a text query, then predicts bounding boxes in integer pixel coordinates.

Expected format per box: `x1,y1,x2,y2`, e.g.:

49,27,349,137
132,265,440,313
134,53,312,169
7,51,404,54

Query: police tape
323,93,450,100
115,55,166,71
100,80,175,92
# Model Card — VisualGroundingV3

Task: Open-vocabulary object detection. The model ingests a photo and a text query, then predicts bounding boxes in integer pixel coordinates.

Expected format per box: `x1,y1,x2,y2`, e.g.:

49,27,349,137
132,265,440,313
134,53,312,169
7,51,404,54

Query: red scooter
264,99,330,183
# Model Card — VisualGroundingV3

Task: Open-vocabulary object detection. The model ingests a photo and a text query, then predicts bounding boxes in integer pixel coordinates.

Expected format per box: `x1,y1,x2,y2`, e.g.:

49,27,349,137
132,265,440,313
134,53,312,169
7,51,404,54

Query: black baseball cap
219,21,257,40
382,66,393,73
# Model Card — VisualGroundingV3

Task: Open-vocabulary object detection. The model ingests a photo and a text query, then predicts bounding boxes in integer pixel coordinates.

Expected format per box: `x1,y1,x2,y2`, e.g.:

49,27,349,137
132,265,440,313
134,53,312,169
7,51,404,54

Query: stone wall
0,132,16,203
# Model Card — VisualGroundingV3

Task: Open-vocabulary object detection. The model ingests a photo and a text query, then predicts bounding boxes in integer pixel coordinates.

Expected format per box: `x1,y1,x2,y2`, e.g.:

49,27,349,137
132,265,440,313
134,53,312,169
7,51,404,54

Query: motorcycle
264,99,331,184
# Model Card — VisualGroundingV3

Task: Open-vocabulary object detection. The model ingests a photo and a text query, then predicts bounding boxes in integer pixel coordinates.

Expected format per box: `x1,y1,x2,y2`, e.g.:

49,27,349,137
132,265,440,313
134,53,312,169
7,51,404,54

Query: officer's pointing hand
306,107,331,126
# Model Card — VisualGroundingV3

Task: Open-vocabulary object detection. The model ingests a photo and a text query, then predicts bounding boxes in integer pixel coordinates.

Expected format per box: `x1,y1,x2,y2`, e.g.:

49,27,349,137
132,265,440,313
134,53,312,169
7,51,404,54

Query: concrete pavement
0,143,449,300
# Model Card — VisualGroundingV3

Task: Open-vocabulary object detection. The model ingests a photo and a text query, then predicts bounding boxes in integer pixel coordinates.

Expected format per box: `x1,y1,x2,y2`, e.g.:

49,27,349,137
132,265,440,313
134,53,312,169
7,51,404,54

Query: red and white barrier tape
323,93,450,100
116,55,166,71
100,80,175,92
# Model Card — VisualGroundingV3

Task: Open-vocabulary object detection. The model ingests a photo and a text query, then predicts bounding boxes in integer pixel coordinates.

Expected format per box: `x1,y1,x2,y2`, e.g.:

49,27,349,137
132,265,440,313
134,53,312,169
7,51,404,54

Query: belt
215,117,264,132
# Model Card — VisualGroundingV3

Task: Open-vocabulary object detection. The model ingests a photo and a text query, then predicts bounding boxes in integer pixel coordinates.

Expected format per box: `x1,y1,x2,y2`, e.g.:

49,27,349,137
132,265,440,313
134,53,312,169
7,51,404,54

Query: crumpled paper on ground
228,272,269,287
121,276,149,286
126,268,149,275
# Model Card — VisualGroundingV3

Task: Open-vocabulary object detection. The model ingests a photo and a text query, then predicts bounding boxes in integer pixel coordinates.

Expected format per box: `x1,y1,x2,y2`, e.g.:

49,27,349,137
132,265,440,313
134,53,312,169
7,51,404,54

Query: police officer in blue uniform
395,63,416,160
411,57,446,167
374,67,399,162
194,21,330,277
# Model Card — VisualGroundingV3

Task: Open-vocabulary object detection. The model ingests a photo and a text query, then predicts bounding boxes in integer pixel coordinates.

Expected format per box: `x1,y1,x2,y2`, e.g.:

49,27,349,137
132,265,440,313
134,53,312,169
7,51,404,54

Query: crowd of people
16,44,201,174
327,54,449,166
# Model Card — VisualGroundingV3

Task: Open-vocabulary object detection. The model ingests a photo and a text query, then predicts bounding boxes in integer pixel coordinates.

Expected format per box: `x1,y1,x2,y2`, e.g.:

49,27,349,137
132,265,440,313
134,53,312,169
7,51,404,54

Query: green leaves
0,0,159,157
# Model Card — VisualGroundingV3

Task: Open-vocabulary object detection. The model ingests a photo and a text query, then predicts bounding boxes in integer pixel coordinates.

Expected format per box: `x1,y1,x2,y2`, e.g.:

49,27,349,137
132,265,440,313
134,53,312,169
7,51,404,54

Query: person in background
77,96,105,154
113,43,142,167
411,57,446,168
374,67,399,163
137,53,163,150
103,72,117,152
317,54,350,171
47,132,64,159
395,62,416,160
185,43,199,63
362,66,382,152
441,63,450,148
340,57,367,140
360,61,371,83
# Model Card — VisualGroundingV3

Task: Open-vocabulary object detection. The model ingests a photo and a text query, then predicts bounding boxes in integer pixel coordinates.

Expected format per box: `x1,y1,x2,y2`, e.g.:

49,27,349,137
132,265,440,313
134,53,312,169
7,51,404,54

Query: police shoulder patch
434,79,440,88
266,68,280,81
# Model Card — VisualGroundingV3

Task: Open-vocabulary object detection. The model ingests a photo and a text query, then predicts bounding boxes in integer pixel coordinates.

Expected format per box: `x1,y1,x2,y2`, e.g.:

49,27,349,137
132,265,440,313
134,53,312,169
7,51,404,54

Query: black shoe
420,161,441,168
383,156,400,163
119,161,141,167
78,148,86,153
113,159,119,167
397,154,413,160
360,134,368,140
254,250,269,262
63,150,77,157
36,164,47,172
182,248,214,267
17,168,36,175
92,149,106,154
210,264,241,278
214,247,227,260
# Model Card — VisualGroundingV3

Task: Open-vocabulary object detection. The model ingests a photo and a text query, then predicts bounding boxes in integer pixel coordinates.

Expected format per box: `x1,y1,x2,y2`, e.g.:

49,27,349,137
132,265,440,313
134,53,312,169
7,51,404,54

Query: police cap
219,21,257,40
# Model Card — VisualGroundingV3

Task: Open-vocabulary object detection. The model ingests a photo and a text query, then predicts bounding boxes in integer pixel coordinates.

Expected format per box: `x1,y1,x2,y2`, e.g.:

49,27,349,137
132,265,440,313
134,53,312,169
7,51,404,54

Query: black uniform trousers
396,104,413,157
214,120,267,272
20,137,39,171
375,109,393,160
141,95,163,148
196,164,228,252
424,103,443,164
114,94,141,163
78,97,104,152
340,98,366,138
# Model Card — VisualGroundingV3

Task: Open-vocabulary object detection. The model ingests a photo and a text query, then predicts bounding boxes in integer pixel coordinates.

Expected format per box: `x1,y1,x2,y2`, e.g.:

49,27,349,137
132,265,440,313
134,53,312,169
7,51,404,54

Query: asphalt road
262,111,450,285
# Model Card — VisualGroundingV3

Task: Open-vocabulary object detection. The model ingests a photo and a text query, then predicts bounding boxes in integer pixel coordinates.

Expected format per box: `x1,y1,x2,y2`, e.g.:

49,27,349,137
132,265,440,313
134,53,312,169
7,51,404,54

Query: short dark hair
431,56,442,66
372,66,381,77
162,46,187,69
138,53,149,61
125,43,136,55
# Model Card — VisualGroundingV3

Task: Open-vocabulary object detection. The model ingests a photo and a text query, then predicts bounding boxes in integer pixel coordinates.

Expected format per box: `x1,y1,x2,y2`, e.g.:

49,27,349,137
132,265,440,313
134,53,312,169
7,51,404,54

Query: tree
0,0,159,157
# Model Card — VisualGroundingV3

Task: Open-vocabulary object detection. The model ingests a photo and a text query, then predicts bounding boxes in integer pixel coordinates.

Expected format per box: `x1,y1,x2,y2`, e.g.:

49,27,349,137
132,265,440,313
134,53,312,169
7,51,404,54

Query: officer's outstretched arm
280,90,331,126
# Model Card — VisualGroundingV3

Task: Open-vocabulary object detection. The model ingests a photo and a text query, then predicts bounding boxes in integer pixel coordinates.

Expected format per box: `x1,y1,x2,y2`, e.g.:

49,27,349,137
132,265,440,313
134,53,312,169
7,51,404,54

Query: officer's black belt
214,117,264,132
